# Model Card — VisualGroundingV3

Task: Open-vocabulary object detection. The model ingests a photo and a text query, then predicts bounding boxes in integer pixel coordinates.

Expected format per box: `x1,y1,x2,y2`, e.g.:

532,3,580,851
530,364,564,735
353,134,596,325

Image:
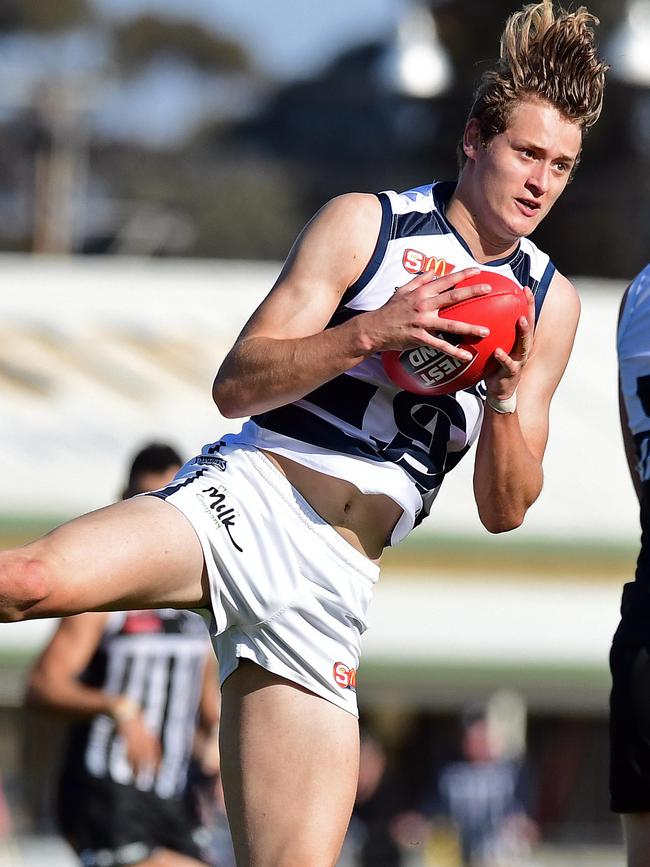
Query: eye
553,161,569,173
519,148,536,159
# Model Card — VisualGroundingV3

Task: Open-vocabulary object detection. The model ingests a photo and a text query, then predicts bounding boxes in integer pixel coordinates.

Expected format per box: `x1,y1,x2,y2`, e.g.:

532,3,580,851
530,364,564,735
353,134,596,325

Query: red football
381,271,528,396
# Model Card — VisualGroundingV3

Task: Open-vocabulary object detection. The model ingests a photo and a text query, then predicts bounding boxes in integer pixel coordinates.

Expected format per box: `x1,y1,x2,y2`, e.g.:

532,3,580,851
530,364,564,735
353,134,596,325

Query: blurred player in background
0,3,607,865
25,444,222,867
610,263,650,867
392,695,536,867
432,705,535,867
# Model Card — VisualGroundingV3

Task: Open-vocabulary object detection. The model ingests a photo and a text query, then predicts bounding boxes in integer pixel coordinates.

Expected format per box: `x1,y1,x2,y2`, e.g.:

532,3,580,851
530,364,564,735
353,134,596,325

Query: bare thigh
219,661,359,867
623,814,650,867
5,495,208,618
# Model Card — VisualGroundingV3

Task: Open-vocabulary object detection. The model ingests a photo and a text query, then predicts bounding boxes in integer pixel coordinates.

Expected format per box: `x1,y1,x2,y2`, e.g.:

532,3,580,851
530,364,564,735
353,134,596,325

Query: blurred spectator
24,443,226,867
394,702,537,867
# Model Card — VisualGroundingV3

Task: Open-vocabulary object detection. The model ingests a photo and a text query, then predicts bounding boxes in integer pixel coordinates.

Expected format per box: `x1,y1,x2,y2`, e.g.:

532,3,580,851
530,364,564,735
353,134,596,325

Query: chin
508,214,542,239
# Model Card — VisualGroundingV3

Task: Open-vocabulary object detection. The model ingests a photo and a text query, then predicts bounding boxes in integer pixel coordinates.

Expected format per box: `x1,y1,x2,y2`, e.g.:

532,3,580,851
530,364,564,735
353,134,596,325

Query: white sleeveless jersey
618,264,650,442
617,263,650,583
225,181,556,544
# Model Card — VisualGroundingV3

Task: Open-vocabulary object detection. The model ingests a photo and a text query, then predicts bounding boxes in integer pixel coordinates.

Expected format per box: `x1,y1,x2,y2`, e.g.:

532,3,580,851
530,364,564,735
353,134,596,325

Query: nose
526,161,551,197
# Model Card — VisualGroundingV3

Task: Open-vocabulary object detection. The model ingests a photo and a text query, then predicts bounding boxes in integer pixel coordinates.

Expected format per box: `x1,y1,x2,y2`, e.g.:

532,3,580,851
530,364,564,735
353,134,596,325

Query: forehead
505,98,582,159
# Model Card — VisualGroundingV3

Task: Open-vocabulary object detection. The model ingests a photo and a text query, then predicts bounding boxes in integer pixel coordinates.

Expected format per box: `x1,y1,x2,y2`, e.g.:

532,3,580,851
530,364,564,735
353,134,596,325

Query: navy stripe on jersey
639,375,650,419
635,433,650,584
393,207,448,240
147,468,207,500
302,375,378,428
508,250,555,322
254,404,384,464
254,387,472,495
532,260,555,322
342,193,393,303
326,304,362,329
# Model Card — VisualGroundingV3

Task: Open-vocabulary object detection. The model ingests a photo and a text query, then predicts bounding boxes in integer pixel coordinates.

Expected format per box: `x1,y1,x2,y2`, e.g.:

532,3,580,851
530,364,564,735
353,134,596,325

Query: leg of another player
623,814,650,867
219,660,359,867
0,496,207,621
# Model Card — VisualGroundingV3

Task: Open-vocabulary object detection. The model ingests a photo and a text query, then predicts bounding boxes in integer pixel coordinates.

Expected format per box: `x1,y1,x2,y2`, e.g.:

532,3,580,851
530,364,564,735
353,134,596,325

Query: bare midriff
262,451,403,562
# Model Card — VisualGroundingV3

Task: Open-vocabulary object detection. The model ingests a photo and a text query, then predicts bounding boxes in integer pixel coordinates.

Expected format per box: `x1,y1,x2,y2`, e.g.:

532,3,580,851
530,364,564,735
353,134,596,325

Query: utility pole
32,80,90,254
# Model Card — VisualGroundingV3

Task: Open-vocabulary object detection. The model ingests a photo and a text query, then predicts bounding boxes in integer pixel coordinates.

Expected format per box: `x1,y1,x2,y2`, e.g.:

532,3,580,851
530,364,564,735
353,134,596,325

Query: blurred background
0,0,649,865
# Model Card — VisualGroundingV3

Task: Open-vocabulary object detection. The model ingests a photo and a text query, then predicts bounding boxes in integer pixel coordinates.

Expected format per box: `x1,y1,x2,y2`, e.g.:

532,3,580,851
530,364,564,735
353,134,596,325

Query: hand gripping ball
381,271,528,396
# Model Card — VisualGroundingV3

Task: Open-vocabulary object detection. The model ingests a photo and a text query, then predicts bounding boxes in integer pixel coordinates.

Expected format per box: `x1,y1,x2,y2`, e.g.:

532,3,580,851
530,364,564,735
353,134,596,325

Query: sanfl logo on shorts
333,661,357,691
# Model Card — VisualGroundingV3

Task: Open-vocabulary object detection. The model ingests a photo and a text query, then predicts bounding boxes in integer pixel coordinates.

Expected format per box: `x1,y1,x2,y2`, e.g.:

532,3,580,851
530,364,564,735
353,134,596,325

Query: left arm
473,274,580,532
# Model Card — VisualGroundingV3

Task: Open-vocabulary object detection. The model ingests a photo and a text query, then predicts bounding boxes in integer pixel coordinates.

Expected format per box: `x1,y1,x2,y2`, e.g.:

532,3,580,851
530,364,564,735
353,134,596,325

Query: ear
462,118,481,162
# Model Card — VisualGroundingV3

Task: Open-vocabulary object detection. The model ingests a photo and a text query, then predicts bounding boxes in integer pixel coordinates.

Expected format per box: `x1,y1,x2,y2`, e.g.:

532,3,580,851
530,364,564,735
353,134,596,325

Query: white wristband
112,695,140,724
486,390,517,414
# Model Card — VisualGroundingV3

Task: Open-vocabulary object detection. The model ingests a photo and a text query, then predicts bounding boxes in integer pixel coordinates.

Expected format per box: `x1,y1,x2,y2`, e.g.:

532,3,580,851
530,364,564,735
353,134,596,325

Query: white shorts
149,442,380,716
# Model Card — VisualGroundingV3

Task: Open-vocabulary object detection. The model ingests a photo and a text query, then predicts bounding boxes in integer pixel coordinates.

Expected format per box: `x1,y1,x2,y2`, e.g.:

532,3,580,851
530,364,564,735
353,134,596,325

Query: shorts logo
200,485,243,552
402,249,454,276
333,661,357,691
194,455,227,470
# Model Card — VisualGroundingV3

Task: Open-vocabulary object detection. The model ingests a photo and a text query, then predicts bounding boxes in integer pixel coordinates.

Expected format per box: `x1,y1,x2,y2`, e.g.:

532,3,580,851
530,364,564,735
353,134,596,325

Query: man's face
467,97,582,243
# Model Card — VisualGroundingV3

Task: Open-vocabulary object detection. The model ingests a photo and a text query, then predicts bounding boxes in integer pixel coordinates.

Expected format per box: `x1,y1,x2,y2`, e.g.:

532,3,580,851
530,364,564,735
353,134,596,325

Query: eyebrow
512,140,577,164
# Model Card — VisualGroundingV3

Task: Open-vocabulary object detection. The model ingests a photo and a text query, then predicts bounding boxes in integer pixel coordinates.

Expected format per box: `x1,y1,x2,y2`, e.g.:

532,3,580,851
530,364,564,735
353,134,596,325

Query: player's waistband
241,446,380,585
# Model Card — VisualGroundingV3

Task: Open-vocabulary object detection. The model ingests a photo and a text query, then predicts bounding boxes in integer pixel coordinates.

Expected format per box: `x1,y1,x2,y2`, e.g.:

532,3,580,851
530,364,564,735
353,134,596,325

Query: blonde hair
459,1,608,169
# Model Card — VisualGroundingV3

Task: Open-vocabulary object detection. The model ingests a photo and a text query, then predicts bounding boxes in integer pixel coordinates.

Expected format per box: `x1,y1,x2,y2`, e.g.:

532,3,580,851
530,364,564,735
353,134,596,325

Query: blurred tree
114,15,252,75
0,0,646,276
0,0,90,33
216,0,646,278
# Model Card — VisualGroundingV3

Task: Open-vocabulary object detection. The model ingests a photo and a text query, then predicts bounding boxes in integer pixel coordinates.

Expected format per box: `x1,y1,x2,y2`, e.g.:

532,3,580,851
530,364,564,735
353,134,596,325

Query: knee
0,552,51,622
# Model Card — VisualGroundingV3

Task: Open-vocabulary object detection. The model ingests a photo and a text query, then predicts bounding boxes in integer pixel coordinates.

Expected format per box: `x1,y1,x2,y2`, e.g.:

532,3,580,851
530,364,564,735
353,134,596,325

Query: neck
445,175,519,263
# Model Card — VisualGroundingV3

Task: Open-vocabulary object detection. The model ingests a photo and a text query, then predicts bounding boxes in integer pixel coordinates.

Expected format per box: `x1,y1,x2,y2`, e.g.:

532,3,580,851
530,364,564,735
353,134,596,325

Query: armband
486,390,517,414
112,695,140,724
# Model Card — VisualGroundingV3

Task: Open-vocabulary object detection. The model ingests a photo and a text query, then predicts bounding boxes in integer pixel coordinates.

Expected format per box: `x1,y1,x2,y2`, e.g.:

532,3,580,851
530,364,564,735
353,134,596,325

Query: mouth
514,197,542,217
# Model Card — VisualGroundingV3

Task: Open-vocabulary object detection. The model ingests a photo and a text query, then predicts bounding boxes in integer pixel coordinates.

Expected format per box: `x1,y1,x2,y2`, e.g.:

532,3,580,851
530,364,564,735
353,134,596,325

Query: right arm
213,193,492,419
25,612,161,774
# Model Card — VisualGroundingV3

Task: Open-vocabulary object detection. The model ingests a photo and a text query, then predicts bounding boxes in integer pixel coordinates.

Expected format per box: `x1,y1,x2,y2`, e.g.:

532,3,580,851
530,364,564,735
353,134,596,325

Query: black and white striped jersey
62,609,210,799
226,181,556,544
618,264,650,583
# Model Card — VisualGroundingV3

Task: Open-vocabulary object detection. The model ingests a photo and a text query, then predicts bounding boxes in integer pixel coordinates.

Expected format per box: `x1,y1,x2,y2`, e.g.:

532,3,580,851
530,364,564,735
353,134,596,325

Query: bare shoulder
234,192,383,342
521,270,580,403
317,191,382,229
533,270,580,352
266,192,381,302
296,192,382,285
540,270,580,324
